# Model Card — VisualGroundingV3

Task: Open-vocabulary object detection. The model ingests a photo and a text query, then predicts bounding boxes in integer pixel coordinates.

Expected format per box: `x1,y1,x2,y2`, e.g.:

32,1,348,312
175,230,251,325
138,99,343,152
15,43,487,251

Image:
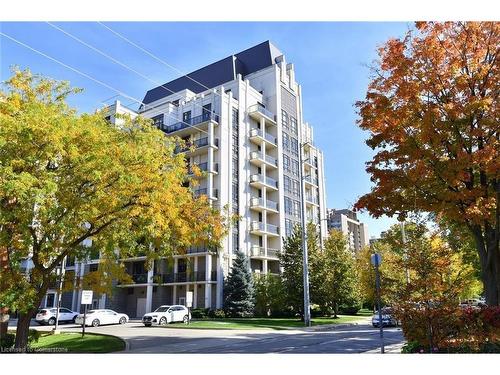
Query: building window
284,176,291,195
202,103,212,120
152,114,163,129
283,155,290,173
89,263,98,272
291,160,300,176
284,197,293,215
285,219,294,237
291,137,299,156
293,200,301,218
283,133,290,152
281,110,289,130
292,179,300,197
183,111,191,123
291,116,298,135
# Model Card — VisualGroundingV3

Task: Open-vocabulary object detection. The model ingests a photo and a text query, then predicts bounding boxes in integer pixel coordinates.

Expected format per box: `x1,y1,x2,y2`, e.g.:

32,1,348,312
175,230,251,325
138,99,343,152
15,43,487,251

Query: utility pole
371,253,384,354
401,221,410,284
299,142,311,327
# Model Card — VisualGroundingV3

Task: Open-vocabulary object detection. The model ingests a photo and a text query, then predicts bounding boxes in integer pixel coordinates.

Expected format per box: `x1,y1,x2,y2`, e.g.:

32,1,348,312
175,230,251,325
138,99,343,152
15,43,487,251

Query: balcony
250,151,278,169
249,128,277,148
174,137,219,155
194,188,219,200
250,246,280,259
250,222,280,237
304,175,319,187
304,157,318,169
187,162,219,177
249,174,278,191
163,112,219,135
250,197,279,213
248,104,276,125
306,195,319,206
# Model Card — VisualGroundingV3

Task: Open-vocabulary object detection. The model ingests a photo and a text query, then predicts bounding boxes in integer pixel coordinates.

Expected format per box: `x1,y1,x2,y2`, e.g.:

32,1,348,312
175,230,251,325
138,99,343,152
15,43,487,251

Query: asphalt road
13,319,405,354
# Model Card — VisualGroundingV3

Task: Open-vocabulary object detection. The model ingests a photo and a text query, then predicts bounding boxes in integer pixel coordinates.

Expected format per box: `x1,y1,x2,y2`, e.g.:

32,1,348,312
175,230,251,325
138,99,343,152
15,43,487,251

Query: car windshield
154,306,170,312
87,310,96,314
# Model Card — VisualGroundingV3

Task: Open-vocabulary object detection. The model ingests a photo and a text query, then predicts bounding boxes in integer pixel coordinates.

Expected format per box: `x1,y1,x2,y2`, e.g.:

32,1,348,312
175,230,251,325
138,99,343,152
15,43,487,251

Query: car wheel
119,317,126,325
183,315,189,324
92,319,100,327
48,317,56,325
72,316,78,324
159,317,167,325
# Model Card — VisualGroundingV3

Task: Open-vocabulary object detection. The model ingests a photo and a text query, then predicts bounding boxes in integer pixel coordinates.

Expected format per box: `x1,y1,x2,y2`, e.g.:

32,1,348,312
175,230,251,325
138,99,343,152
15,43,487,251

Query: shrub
339,303,361,315
208,309,226,319
0,333,15,349
191,308,209,319
397,304,500,353
28,329,41,345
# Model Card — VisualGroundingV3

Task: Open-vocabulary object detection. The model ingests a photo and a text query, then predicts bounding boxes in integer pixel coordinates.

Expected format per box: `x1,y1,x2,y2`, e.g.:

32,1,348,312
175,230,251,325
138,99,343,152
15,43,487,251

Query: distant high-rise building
327,209,368,252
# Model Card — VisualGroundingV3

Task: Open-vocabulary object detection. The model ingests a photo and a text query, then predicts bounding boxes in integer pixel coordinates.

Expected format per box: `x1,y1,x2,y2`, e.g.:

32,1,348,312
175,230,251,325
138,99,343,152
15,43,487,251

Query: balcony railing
248,104,276,122
250,198,278,211
266,223,279,235
174,137,218,154
188,162,219,175
306,195,319,205
131,273,148,283
194,188,218,199
251,246,265,257
250,128,277,145
165,112,219,134
267,248,280,259
305,175,319,186
251,222,279,235
250,174,278,189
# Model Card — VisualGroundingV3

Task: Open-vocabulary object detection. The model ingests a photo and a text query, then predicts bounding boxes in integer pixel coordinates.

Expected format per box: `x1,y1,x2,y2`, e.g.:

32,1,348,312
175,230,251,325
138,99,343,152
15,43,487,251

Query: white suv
35,308,79,325
142,305,190,326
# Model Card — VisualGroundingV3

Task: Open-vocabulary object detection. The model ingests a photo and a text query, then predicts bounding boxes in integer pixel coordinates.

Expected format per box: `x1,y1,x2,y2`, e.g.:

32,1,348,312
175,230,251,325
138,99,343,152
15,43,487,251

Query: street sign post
81,290,93,337
186,291,193,324
371,253,385,354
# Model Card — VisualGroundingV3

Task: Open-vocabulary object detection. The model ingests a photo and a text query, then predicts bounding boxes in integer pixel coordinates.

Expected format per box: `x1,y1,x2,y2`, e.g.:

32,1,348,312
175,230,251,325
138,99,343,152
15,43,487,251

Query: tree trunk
0,320,7,340
14,309,36,349
471,225,499,306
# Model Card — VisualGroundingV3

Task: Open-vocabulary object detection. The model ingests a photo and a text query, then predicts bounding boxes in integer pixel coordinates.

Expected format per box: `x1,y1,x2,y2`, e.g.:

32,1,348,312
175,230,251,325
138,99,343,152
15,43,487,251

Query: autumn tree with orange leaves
355,22,499,305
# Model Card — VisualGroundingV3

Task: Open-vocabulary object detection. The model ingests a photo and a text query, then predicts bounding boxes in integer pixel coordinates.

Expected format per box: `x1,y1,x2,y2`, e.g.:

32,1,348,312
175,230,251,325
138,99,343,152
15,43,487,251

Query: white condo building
327,209,369,252
40,41,328,317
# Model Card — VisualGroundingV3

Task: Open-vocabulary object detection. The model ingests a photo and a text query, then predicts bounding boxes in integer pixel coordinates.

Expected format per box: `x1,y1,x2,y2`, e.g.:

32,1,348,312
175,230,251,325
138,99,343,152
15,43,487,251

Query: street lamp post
299,142,311,327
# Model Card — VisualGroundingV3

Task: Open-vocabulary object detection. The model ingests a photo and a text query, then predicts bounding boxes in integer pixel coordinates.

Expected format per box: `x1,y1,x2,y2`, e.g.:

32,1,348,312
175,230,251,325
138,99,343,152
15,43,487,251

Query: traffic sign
81,290,93,305
186,291,193,308
371,253,382,267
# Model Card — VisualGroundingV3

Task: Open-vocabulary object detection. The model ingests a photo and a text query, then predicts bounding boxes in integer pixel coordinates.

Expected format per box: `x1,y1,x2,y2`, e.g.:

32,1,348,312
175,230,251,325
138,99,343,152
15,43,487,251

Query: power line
0,31,212,137
96,22,223,100
46,21,220,121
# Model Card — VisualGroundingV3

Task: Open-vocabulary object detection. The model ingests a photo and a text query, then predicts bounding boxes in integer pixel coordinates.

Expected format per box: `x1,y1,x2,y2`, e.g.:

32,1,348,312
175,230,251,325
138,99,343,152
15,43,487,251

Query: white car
75,309,129,327
35,307,79,325
142,305,190,326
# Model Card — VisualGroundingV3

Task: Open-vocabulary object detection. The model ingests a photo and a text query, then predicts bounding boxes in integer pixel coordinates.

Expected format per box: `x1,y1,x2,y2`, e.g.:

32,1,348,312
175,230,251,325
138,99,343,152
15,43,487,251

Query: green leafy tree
0,69,226,348
310,230,360,317
253,274,287,317
223,250,255,317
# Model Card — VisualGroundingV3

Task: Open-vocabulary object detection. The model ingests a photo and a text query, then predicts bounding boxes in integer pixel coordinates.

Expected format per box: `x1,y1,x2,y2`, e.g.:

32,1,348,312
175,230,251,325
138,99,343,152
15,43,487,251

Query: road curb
363,341,406,354
302,322,360,332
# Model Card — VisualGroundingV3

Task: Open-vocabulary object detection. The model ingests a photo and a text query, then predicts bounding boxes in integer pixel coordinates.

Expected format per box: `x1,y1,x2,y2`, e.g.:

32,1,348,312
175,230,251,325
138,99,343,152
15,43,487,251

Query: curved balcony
250,151,278,169
163,112,219,136
249,128,278,148
250,197,279,213
248,104,276,126
250,222,280,237
249,174,278,191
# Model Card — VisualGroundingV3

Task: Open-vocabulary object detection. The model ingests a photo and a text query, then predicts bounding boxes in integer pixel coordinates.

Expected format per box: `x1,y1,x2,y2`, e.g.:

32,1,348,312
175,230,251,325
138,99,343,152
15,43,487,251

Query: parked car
459,298,487,309
372,307,399,327
75,309,129,327
35,307,80,325
142,305,191,326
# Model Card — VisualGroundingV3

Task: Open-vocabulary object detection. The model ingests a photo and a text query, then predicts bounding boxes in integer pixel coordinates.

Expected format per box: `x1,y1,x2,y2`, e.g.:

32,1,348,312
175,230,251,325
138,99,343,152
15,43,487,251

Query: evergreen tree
223,250,255,317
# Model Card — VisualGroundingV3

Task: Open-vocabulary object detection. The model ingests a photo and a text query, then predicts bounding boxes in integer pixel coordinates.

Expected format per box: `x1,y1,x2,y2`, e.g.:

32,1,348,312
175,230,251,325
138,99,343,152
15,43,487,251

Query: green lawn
29,332,125,353
164,314,370,330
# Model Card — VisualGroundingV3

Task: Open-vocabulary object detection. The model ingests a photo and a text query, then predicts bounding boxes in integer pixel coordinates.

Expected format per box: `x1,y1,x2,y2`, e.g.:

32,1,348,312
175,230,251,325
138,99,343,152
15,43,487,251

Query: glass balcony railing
267,248,280,258
266,224,279,234
165,112,219,134
250,128,277,145
304,175,319,186
251,222,279,235
174,137,218,154
248,104,276,122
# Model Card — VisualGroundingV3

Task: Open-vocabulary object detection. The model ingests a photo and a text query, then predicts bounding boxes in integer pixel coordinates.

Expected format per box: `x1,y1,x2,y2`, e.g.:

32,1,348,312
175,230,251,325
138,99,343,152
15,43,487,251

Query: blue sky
0,22,411,237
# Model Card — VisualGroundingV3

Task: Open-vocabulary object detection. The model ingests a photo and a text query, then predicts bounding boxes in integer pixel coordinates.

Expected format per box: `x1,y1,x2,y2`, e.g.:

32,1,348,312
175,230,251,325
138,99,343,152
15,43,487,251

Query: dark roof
142,41,283,105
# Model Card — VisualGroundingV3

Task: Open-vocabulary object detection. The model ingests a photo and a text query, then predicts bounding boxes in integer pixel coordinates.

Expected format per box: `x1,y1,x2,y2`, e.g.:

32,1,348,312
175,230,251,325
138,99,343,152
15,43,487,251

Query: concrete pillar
263,259,268,274
208,122,214,199
145,268,154,313
193,257,198,308
173,285,177,305
205,255,212,308
216,253,223,308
